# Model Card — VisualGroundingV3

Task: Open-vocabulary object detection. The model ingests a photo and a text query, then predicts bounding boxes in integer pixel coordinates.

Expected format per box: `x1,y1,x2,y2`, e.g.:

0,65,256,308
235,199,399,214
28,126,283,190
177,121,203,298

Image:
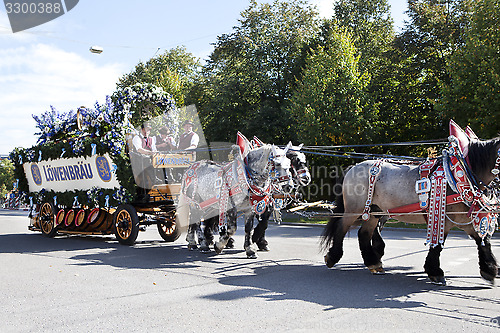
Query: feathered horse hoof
480,270,496,285
214,241,224,254
258,244,270,252
245,245,258,259
429,275,446,286
225,237,235,249
368,263,385,275
324,254,334,268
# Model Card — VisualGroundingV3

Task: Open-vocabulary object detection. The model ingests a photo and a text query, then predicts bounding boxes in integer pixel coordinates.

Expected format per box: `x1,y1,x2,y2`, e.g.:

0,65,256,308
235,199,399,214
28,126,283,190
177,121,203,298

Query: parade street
0,209,499,332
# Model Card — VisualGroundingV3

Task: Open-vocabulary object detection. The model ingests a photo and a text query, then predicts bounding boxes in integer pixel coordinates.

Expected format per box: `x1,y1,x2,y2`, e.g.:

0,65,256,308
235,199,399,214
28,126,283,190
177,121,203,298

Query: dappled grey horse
181,144,293,253
244,147,311,258
322,135,500,285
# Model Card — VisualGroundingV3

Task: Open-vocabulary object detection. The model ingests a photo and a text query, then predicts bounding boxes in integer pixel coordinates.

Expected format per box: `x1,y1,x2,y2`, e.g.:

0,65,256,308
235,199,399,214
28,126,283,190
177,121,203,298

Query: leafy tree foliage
114,0,499,153
438,0,500,137
198,0,319,143
116,46,201,107
0,158,15,198
332,0,394,72
288,27,371,146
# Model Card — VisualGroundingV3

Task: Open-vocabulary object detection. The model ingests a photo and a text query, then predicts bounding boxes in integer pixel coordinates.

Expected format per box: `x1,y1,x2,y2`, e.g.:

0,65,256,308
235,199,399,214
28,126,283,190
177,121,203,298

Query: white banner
23,154,120,193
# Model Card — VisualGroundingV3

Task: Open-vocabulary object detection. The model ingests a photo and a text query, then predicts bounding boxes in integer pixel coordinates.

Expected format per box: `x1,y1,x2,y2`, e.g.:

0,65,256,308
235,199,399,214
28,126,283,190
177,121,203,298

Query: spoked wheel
39,202,57,238
157,211,181,242
113,204,139,245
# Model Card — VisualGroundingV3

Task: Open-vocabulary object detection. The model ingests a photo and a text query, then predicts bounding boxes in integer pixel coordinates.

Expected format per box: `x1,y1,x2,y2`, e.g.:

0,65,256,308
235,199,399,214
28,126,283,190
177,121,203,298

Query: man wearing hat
155,126,177,152
132,122,157,155
177,120,199,150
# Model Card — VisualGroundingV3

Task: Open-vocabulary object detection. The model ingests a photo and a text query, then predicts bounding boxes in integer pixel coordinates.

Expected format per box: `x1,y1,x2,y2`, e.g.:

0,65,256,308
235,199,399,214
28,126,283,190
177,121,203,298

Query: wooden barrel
74,209,88,230
55,208,66,228
64,209,76,227
87,208,113,232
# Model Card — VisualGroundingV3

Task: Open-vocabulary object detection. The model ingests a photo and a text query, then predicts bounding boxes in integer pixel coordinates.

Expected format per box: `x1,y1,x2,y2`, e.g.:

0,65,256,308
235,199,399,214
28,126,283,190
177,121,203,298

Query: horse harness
181,154,286,231
363,136,500,247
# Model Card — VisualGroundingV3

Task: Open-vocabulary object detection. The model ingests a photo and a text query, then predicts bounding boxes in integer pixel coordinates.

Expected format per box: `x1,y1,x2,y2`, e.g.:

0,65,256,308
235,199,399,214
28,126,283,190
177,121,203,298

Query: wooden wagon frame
28,151,194,245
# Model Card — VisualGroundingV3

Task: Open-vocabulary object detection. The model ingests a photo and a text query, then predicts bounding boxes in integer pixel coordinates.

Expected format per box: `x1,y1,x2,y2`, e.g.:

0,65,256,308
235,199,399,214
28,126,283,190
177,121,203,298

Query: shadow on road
205,260,497,327
0,232,215,270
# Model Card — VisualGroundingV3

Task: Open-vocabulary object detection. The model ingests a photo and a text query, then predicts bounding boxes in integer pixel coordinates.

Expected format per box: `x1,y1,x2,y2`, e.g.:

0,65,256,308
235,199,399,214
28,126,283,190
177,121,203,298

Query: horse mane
246,144,272,175
467,137,500,177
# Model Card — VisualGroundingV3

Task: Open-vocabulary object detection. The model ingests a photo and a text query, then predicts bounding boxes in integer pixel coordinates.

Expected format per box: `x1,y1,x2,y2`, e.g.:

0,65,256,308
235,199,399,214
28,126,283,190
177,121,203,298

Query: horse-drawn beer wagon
8,80,499,285
10,83,195,245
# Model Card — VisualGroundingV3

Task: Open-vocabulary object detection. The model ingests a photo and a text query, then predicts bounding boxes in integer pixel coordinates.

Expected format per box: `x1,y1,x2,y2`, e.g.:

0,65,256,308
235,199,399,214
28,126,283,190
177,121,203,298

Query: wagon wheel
39,202,57,238
113,204,139,245
157,211,181,242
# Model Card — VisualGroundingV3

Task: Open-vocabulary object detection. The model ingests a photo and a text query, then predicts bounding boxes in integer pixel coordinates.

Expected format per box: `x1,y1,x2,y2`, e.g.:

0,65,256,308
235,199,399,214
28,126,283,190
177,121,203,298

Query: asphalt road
0,209,499,332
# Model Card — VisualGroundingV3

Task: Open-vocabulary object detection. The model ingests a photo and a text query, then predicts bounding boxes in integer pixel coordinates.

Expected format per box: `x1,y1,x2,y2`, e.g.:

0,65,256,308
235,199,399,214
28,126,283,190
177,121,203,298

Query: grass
281,217,329,225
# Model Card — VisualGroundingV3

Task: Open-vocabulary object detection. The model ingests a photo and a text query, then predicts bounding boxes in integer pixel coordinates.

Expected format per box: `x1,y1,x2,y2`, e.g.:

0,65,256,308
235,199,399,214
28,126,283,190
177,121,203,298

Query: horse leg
186,224,198,250
186,209,201,250
358,216,385,274
253,209,270,251
371,217,387,262
214,208,237,254
203,216,217,247
424,243,446,285
197,219,210,253
472,234,497,283
424,223,451,285
244,213,257,258
323,215,353,268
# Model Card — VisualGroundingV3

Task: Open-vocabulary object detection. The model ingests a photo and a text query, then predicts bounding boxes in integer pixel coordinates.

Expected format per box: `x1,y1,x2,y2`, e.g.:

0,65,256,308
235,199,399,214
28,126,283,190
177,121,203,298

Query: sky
0,0,408,155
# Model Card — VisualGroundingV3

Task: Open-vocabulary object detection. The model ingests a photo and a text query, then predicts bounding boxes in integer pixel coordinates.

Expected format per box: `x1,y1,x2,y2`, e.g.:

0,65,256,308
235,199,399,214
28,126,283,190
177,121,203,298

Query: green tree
288,28,371,146
438,0,500,137
332,0,394,72
374,0,473,145
199,0,319,143
117,46,201,106
0,158,15,199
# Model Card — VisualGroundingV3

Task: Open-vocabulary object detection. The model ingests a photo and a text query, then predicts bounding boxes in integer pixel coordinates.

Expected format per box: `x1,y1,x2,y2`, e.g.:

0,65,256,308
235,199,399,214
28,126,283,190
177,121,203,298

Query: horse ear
252,136,265,147
284,142,292,154
465,126,479,140
236,132,251,159
449,119,470,156
271,144,277,157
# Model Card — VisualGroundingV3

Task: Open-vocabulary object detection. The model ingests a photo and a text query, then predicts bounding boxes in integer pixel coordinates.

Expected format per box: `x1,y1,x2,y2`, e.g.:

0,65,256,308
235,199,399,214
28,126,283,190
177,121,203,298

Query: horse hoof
245,246,257,259
258,245,270,252
367,263,385,275
429,276,446,286
369,267,385,275
480,270,497,283
225,238,235,249
324,254,334,268
214,242,224,254
199,246,210,253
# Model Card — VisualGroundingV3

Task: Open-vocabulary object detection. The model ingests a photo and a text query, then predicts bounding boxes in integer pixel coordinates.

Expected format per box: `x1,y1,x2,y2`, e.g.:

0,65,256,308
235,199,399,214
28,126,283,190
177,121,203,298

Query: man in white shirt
132,122,156,155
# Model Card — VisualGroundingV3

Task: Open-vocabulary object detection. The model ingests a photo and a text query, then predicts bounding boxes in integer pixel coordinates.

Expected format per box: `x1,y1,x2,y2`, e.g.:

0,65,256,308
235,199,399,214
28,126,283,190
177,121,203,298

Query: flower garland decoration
10,83,176,209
